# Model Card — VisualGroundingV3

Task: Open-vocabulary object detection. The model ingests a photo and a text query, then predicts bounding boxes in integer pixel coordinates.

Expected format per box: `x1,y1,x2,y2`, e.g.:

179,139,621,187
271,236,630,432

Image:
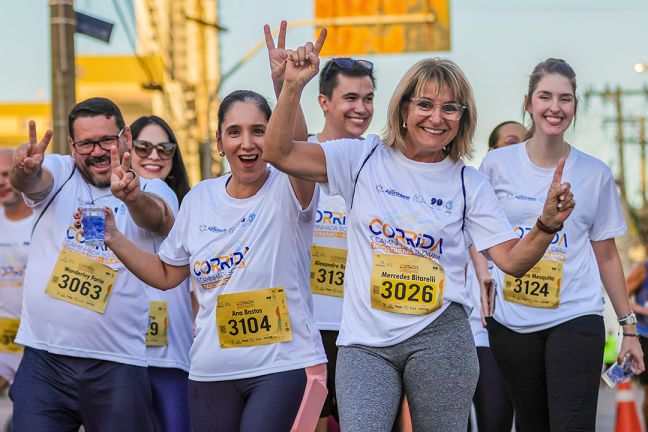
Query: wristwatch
618,312,637,326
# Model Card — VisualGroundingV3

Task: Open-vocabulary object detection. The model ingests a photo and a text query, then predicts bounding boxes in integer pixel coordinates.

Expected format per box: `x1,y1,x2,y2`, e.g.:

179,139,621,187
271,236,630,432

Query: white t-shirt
309,135,347,331
480,143,627,333
0,209,31,382
17,154,178,366
159,167,326,381
322,135,517,347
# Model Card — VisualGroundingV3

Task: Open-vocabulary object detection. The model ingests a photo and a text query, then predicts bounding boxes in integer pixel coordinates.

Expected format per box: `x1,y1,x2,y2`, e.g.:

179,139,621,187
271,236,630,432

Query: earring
218,151,225,157
402,121,407,130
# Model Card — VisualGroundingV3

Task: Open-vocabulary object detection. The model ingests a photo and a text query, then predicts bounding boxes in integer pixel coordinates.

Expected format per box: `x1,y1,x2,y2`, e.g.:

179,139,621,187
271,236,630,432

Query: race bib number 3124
503,260,563,309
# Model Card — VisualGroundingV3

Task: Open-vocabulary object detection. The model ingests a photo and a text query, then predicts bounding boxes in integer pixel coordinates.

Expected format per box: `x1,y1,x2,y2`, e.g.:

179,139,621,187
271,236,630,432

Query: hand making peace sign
109,147,140,203
13,120,52,177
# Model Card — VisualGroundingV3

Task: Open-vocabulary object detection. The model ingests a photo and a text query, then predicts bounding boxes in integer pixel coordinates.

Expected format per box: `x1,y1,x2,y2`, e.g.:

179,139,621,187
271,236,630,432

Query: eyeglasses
72,129,124,155
322,58,374,80
410,98,467,121
132,140,177,160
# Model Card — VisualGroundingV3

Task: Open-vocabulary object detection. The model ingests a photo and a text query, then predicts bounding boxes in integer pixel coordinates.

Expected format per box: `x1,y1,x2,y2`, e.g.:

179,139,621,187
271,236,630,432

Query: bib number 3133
216,287,292,348
504,260,563,308
310,246,347,297
45,249,116,314
370,254,444,315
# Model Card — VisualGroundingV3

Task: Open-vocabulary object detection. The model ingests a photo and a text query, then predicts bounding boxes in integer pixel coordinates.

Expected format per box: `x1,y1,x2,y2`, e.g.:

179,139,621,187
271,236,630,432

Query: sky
2,0,648,204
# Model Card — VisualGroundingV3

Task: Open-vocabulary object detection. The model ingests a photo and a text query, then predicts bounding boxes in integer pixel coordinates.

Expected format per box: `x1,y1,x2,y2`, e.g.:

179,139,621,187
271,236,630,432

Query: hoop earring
402,121,407,130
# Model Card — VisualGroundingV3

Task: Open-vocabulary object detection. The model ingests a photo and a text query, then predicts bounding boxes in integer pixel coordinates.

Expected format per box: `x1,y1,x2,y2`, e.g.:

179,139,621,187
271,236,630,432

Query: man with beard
8,98,177,431
0,148,32,392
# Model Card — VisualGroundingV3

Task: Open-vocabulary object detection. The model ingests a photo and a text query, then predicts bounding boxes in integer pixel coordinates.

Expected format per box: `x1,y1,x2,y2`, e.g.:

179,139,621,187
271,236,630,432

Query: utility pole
585,85,648,202
50,0,76,154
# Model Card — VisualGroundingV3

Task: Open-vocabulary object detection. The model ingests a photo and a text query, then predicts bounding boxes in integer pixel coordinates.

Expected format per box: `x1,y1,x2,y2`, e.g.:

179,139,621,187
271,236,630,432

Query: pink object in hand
291,363,328,432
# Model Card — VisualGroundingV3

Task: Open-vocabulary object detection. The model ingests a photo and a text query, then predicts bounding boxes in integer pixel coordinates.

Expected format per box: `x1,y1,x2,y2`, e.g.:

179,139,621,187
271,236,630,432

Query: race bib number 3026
370,254,444,315
503,260,563,309
216,287,292,348
45,249,117,314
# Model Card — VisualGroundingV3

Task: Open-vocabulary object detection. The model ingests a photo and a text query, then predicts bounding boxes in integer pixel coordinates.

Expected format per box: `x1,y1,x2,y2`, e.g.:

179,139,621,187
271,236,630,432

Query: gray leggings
336,303,479,432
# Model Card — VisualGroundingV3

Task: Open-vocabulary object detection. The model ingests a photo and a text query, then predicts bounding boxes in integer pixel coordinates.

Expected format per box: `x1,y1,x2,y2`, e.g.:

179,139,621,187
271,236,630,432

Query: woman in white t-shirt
480,58,645,431
129,115,193,432
262,34,575,431
103,90,327,432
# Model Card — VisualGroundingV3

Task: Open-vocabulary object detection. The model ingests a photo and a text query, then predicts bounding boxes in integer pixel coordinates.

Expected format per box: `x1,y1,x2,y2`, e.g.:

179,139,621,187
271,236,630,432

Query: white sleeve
141,178,179,216
463,168,517,252
321,135,379,206
24,154,75,208
158,190,192,266
589,168,627,241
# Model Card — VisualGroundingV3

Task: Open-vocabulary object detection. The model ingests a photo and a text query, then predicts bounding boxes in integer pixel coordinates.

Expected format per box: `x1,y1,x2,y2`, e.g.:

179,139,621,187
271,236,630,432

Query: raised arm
263,29,328,183
103,208,187,290
10,121,54,203
109,147,175,235
487,158,575,276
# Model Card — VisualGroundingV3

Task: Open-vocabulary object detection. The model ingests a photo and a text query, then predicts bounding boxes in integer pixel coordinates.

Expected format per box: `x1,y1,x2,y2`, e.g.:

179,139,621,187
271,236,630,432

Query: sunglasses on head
322,58,374,79
132,140,177,160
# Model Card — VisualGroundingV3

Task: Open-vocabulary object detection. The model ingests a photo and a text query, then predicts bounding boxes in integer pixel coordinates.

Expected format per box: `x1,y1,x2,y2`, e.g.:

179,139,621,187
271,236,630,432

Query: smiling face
217,101,269,187
402,81,461,162
130,123,173,180
526,73,576,138
68,115,132,188
319,74,374,139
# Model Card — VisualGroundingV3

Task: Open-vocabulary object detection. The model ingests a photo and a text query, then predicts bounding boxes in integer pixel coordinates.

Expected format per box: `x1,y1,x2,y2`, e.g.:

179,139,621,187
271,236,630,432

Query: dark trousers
488,315,605,432
10,346,154,432
149,366,191,432
472,346,515,432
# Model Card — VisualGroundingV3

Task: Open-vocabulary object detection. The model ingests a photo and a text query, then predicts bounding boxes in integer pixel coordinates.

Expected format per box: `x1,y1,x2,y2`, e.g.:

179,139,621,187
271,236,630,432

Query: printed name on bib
216,287,292,348
504,259,563,308
370,253,444,315
0,318,22,352
310,245,347,297
45,248,117,313
146,301,169,346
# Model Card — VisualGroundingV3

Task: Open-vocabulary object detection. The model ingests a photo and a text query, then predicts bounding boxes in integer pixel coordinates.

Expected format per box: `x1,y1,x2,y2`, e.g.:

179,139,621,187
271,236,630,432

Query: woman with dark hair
105,91,327,432
129,115,193,432
487,121,528,150
480,58,645,430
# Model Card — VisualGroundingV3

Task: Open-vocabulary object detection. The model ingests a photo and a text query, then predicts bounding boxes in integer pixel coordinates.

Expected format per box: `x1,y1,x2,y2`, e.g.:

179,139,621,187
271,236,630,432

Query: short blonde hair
382,58,477,162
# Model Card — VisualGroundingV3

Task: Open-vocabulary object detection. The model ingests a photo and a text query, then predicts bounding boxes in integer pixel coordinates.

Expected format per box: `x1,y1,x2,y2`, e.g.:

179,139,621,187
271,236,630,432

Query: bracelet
623,333,640,337
535,217,563,235
618,312,638,326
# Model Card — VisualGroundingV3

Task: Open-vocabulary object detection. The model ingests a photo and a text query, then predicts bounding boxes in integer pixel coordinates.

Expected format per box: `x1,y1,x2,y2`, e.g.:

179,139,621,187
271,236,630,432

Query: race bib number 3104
45,249,117,314
504,260,563,308
370,254,444,315
216,287,292,348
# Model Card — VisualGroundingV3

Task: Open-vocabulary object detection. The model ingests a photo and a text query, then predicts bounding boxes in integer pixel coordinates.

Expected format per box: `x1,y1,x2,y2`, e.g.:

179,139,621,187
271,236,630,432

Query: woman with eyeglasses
129,115,193,432
263,32,576,431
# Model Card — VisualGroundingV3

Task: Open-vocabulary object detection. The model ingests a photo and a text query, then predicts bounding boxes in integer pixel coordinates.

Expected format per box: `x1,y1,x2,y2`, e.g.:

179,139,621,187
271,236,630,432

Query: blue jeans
10,347,154,432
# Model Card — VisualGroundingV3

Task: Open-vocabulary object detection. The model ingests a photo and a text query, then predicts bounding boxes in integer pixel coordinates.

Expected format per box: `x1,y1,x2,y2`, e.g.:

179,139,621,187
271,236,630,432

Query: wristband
618,312,638,326
623,333,640,337
536,217,563,235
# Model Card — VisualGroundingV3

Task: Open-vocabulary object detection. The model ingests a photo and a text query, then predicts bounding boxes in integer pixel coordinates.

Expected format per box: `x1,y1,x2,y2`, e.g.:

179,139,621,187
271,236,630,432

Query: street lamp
635,63,648,73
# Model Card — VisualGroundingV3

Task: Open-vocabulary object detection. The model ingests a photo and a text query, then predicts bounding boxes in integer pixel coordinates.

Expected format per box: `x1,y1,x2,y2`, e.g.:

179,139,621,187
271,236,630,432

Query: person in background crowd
130,115,193,432
487,120,528,150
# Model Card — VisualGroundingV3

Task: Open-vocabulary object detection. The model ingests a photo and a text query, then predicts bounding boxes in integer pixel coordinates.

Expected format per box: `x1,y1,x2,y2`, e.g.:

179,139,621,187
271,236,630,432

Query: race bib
0,318,22,352
45,249,117,314
146,301,168,346
216,287,292,348
310,246,347,297
370,254,444,315
504,260,563,308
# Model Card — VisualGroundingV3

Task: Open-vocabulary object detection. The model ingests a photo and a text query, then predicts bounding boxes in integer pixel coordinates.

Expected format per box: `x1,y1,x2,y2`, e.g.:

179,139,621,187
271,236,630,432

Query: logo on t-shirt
514,224,567,260
368,218,443,260
375,184,410,201
192,246,250,290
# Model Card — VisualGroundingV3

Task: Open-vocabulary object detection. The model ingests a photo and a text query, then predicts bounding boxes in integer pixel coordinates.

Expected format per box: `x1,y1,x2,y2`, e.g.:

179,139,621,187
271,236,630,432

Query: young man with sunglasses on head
310,57,376,432
9,97,177,431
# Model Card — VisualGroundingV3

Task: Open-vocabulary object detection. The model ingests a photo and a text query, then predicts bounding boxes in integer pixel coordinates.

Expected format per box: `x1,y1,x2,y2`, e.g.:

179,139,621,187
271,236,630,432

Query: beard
77,155,112,188
0,190,23,208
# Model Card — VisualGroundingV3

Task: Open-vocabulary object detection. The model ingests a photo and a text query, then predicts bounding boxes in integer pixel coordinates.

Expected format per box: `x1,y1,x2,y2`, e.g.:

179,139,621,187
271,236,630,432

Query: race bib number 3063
370,254,444,315
45,249,117,314
503,260,563,308
216,287,292,348
310,246,347,297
